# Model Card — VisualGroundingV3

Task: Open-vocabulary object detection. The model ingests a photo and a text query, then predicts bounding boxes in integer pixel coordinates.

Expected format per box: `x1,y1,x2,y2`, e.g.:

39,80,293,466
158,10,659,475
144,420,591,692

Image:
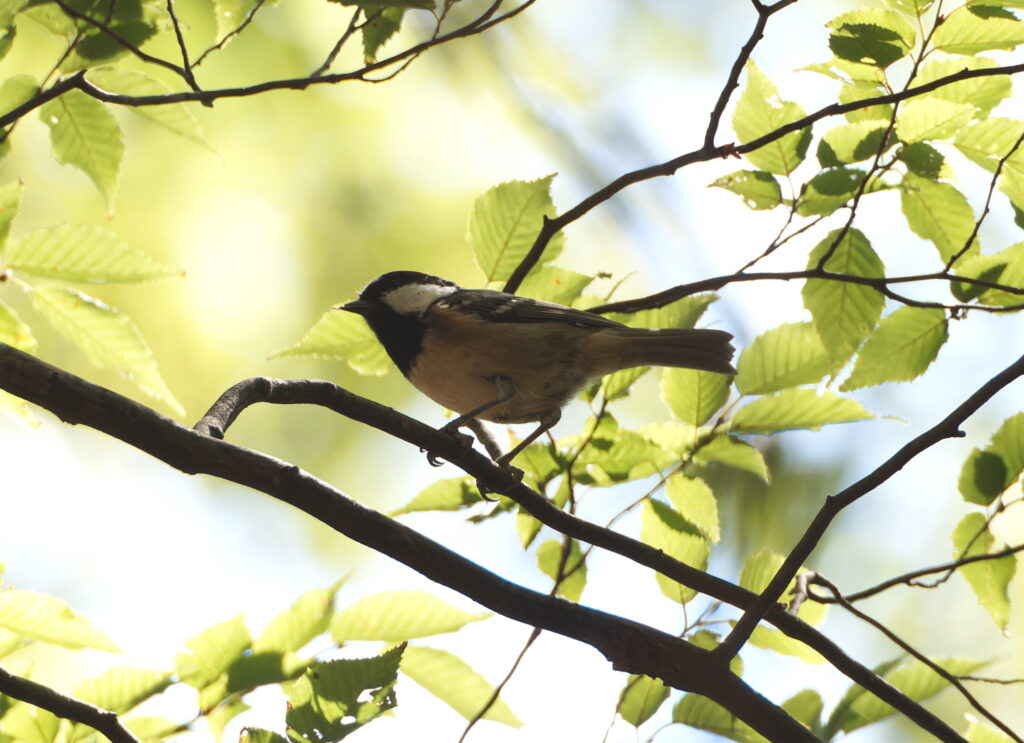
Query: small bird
341,271,735,469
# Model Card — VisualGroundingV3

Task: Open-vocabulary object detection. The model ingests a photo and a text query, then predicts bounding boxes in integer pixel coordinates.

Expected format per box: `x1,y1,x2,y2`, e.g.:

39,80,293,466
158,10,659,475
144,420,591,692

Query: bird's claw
424,426,474,467
476,463,524,501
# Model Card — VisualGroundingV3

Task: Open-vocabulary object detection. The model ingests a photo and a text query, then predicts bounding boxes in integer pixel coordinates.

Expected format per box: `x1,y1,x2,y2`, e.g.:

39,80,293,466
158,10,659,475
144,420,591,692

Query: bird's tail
610,327,736,375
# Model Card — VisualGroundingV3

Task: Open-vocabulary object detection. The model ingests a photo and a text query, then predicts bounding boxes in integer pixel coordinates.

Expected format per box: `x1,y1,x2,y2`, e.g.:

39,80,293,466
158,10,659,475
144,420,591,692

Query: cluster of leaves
0,180,183,420
0,566,524,743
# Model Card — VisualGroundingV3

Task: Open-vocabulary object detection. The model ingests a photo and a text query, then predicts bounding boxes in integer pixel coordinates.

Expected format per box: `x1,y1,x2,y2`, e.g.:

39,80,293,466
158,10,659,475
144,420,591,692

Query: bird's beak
338,299,372,316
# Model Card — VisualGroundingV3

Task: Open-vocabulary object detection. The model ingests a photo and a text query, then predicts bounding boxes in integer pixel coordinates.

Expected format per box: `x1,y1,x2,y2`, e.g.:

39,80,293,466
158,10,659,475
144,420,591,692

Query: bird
341,270,736,470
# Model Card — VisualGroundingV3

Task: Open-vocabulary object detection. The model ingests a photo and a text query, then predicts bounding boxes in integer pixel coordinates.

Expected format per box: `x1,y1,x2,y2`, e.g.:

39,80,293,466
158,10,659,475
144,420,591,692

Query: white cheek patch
382,283,457,314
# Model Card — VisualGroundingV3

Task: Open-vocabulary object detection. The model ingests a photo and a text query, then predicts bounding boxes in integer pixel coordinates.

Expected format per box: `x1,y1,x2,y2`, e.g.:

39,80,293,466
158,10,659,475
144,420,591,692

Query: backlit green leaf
1,703,60,743
39,90,123,207
254,581,343,654
666,474,720,543
953,513,1015,632
673,694,767,743
537,539,587,602
75,668,172,714
7,225,181,283
640,500,710,604
692,434,770,482
802,228,885,363
517,265,593,305
731,389,874,434
0,179,22,244
898,141,945,180
954,117,1024,174
915,56,1011,116
841,306,947,390
272,307,389,375
661,367,730,428
30,287,182,414
331,591,490,642
0,300,35,353
361,8,404,63
86,67,210,148
748,625,825,664
240,729,288,743
796,167,874,217
817,122,888,167
966,721,1016,743
736,322,833,394
733,61,811,175
827,9,916,68
710,170,783,210
468,175,563,283
0,590,118,651
617,675,669,727
958,412,1024,504
895,99,975,144
933,5,1024,54
401,646,521,726
390,476,482,516
175,615,252,689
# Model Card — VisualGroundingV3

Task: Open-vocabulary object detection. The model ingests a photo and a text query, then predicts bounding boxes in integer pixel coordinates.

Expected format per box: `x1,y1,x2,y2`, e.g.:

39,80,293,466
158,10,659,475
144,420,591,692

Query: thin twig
194,0,268,66
310,6,363,77
165,0,202,93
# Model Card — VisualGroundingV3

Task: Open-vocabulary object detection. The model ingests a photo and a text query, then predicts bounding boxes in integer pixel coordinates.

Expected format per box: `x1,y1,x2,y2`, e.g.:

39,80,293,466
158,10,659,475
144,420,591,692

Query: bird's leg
426,376,517,467
496,409,561,468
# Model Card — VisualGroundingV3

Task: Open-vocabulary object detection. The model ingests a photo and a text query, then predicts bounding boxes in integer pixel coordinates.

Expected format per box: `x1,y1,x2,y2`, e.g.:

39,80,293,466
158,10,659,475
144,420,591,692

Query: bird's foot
476,462,524,501
425,423,474,467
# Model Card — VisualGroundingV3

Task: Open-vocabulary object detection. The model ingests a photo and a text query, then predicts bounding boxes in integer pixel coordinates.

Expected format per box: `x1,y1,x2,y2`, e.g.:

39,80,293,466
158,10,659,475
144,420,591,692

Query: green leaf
692,434,770,483
896,99,975,144
673,694,767,743
958,412,1024,504
59,0,158,71
517,265,593,305
287,645,403,740
956,242,1024,306
748,625,825,664
85,67,210,148
966,721,1016,743
400,645,521,726
175,615,252,689
840,78,895,122
802,228,885,363
933,5,1024,54
226,651,307,693
954,117,1024,174
390,476,482,516
122,716,183,741
75,668,172,714
640,500,710,604
901,174,979,263
39,90,123,207
782,689,823,733
898,141,945,180
537,539,587,602
559,414,674,485
738,550,826,626
817,122,888,167
1,703,60,743
208,698,249,741
915,57,1011,116
0,300,36,353
253,581,343,654
0,590,118,651
240,729,289,743
617,675,669,727
271,307,389,375
661,367,729,428
7,225,181,283
731,389,874,435
468,175,564,283
213,0,260,39
331,591,490,642
0,179,22,244
733,61,811,175
609,294,717,331
842,307,947,390
826,657,988,735
736,322,833,394
797,167,876,217
666,474,720,543
710,170,783,210
0,73,37,124
30,287,182,414
361,8,404,63
884,0,933,17
827,9,916,68
953,513,1015,632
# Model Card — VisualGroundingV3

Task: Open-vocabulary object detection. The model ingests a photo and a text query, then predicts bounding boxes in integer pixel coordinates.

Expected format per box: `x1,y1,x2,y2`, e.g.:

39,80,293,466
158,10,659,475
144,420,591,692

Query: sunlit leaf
361,8,405,63
272,307,389,375
1,703,60,743
254,581,344,654
932,5,1024,54
895,99,975,144
0,178,22,243
617,675,669,727
817,122,888,167
733,61,811,175
468,175,563,283
30,287,182,414
661,367,730,428
7,225,181,283
517,265,593,305
0,300,35,353
213,0,260,40
797,167,877,217
175,615,252,689
390,476,482,516
802,228,885,363
736,322,833,394
666,474,720,543
953,513,1015,632
239,729,288,743
332,591,490,642
640,500,710,604
692,434,770,483
673,694,767,743
841,307,947,390
0,590,118,651
898,141,945,180
75,667,172,714
915,56,1011,116
537,539,587,602
954,117,1024,174
400,645,521,726
966,720,1016,743
39,90,123,207
748,625,825,664
86,67,210,148
827,8,916,68
731,389,874,434
958,412,1024,504
782,689,824,733
710,170,783,210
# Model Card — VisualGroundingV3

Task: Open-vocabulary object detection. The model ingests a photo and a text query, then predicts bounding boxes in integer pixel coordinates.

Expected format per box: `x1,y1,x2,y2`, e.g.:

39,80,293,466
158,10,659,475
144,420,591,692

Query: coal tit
341,271,736,468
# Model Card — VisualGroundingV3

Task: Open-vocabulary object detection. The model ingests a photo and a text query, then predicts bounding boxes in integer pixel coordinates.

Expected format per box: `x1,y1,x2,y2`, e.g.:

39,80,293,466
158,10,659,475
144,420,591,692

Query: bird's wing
438,289,626,329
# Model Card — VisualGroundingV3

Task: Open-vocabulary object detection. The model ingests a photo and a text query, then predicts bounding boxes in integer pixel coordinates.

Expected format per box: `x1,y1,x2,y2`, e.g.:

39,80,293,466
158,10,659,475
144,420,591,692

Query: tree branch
0,666,141,743
715,352,1024,660
0,344,969,743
